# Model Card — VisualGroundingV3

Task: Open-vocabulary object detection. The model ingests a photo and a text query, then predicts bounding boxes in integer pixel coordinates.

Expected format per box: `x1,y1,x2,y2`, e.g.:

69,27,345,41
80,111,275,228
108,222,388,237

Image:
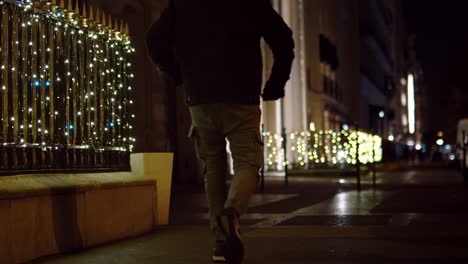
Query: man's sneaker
212,240,227,263
216,208,244,264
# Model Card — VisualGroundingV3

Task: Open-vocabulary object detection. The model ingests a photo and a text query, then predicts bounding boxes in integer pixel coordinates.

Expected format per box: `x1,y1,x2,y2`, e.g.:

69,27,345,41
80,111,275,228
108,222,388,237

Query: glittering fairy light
0,0,135,171
264,130,382,170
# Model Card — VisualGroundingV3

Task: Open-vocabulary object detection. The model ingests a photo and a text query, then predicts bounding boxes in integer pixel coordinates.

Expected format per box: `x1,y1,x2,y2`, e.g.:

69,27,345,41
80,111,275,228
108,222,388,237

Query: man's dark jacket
146,0,295,105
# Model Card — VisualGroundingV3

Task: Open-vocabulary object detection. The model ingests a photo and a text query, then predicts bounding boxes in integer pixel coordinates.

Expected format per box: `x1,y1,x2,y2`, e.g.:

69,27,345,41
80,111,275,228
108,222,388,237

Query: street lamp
379,110,385,119
436,139,444,146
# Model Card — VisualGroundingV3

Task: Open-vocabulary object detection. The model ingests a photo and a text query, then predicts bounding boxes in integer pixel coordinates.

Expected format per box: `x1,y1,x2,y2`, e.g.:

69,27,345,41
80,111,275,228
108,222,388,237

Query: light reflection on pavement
293,190,389,216
174,168,467,229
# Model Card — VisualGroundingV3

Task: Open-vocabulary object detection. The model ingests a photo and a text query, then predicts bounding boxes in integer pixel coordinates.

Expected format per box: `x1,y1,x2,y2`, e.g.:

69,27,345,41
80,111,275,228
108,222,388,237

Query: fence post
372,130,376,188
0,146,5,172
463,130,467,187
261,124,265,191
283,127,289,186
355,124,361,191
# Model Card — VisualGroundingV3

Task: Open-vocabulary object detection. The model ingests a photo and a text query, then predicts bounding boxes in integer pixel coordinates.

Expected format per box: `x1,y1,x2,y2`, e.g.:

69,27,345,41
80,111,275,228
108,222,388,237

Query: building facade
261,0,426,167
262,0,361,137
390,35,427,152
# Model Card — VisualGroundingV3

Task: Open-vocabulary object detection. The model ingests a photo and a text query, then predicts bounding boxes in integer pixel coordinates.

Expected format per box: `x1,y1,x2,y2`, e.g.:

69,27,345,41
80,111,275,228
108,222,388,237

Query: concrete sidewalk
37,224,468,264
37,167,468,263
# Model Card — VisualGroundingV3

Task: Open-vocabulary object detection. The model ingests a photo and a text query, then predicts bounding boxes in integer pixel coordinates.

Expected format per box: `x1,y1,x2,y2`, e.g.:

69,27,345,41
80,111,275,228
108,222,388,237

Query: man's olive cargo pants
189,104,263,239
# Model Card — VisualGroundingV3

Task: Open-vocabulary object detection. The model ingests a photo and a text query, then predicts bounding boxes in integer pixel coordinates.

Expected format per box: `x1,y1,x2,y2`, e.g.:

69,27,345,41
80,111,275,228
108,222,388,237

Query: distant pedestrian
146,0,294,263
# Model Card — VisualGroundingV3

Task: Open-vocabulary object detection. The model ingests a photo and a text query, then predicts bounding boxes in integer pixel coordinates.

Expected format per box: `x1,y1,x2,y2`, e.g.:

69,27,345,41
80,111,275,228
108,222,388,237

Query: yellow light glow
264,129,382,170
309,122,316,131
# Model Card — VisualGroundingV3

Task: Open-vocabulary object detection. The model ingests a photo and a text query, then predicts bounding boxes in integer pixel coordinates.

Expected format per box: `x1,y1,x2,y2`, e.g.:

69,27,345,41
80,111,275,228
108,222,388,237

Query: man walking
146,1,294,263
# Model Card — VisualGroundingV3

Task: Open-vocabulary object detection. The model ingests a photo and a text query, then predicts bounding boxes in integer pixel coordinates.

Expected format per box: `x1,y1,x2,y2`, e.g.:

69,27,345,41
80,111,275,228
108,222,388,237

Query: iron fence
0,0,135,174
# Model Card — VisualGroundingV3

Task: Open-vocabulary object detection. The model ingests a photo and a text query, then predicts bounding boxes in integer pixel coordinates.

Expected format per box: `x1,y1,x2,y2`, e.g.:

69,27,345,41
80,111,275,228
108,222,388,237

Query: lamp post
261,124,265,191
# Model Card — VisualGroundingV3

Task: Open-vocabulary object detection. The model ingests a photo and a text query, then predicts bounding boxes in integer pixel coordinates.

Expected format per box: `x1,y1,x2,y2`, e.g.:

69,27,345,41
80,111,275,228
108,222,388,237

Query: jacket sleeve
261,1,295,89
146,3,182,84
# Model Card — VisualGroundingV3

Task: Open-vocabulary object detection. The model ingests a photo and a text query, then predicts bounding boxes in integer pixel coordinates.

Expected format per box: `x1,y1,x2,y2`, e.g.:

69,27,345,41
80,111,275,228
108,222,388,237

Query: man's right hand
262,82,285,101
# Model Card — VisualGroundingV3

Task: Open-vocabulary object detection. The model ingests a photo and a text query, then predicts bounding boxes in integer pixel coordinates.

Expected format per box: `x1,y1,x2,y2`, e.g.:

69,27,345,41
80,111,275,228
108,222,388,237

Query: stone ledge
0,172,155,200
0,172,158,264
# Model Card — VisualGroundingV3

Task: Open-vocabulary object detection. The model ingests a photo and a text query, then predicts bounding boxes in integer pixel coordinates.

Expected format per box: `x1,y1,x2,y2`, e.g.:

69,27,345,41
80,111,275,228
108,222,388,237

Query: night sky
402,1,468,140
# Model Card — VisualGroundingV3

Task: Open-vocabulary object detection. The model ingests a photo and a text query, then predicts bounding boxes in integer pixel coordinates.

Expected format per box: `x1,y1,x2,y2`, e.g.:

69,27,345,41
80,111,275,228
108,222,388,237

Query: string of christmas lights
0,0,135,172
264,129,382,171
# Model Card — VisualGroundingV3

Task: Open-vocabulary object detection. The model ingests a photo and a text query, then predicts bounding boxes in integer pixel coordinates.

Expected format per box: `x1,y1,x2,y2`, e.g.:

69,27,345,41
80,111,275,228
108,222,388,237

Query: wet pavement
38,166,468,263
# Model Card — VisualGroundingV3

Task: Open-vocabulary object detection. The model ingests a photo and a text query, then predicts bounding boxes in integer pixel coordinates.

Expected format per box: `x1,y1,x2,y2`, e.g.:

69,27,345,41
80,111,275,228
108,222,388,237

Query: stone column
282,0,307,133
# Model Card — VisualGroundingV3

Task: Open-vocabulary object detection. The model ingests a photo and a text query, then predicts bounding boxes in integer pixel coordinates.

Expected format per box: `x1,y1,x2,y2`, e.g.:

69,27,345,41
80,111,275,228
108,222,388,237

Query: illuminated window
309,122,316,132
400,78,407,86
401,93,407,106
402,114,408,126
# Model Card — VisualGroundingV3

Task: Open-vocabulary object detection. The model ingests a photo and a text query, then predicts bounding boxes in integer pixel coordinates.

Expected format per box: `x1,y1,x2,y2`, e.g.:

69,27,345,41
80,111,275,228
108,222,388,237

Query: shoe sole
212,255,227,263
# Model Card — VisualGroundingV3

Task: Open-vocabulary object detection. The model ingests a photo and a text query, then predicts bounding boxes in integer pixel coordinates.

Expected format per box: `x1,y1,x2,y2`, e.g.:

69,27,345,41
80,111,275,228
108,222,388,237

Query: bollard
355,124,361,191
261,124,265,191
283,127,289,186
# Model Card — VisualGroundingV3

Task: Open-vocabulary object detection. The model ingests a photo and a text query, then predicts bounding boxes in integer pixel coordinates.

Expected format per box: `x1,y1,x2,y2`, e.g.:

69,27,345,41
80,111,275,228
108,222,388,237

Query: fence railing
0,0,135,174
263,129,382,171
